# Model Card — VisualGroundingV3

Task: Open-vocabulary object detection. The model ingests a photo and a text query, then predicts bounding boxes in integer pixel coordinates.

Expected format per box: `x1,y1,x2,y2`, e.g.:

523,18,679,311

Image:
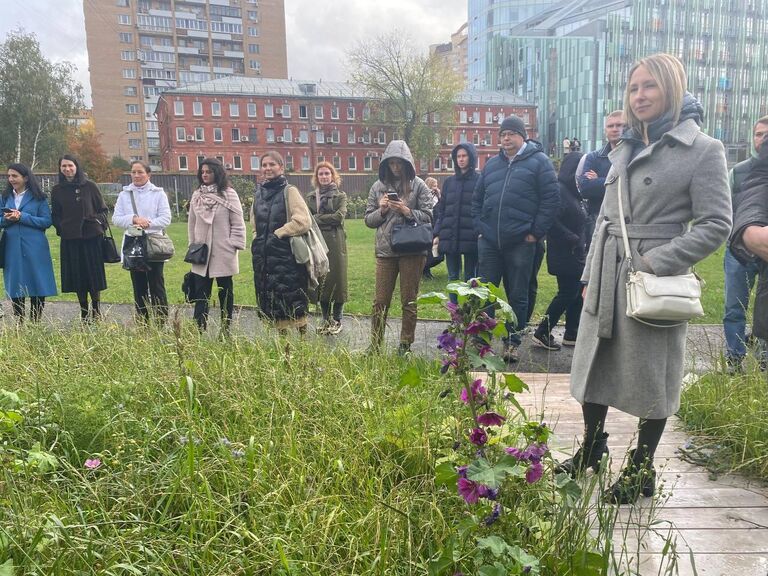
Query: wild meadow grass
679,363,768,479
0,319,681,574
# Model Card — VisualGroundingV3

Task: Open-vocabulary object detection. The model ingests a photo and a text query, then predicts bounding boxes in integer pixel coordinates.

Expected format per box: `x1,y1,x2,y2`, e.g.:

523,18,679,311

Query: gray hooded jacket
364,140,433,257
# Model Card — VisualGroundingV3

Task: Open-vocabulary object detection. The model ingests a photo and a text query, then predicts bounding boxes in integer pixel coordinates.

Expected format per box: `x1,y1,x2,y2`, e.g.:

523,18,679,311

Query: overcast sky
1,0,467,106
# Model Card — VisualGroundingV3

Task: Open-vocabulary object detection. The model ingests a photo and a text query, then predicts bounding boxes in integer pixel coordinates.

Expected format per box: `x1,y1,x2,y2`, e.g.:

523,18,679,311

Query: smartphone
2,208,13,214
386,192,400,202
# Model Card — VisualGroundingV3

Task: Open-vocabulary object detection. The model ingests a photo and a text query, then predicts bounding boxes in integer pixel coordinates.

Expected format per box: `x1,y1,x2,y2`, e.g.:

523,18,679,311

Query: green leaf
555,474,583,506
417,292,448,305
0,389,21,408
570,550,605,575
398,366,421,388
427,538,455,576
27,442,58,473
506,395,528,419
478,563,508,576
454,284,491,300
0,559,14,576
508,546,540,574
434,461,458,487
503,373,528,393
466,455,525,488
476,535,511,557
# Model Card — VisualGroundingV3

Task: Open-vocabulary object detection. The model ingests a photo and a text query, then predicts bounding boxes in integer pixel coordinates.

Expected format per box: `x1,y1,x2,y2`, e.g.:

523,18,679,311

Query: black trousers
537,273,583,337
192,273,234,330
130,262,168,320
11,296,45,322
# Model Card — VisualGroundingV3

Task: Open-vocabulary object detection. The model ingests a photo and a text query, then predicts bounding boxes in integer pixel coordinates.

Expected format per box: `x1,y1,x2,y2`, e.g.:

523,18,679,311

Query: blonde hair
624,53,687,139
311,161,341,188
424,177,439,190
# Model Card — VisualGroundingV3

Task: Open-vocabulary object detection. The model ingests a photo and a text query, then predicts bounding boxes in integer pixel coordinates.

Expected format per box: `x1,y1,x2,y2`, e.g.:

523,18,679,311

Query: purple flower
445,301,463,323
505,447,525,459
470,278,479,287
460,379,487,404
457,465,468,479
464,314,498,335
469,427,488,446
437,330,463,353
485,487,499,500
526,461,544,484
525,443,549,463
84,458,101,470
477,344,493,357
483,503,502,525
477,411,506,427
458,477,485,504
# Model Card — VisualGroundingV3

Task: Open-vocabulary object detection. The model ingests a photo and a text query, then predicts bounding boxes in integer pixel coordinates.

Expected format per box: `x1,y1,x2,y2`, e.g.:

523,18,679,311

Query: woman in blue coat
1,164,57,322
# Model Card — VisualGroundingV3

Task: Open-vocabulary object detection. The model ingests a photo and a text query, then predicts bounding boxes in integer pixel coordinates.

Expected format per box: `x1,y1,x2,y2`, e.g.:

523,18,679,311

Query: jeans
723,248,760,359
536,273,583,337
478,237,537,346
526,239,546,323
445,252,478,303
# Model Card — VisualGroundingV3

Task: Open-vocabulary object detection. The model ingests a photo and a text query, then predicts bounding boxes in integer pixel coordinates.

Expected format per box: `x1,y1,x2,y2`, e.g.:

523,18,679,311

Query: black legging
11,296,45,322
192,273,234,331
582,402,666,463
76,290,101,321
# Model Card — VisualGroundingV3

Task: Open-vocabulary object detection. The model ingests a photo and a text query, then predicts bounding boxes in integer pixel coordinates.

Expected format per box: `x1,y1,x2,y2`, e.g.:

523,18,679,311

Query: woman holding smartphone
1,164,57,322
364,140,433,355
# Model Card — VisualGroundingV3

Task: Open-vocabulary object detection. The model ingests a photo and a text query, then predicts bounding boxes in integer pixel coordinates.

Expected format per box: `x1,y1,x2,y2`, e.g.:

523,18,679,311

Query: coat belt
585,220,687,338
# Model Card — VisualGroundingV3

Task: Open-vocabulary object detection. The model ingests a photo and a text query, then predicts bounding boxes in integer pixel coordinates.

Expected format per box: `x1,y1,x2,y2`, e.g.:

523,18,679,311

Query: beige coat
570,119,732,419
188,187,246,278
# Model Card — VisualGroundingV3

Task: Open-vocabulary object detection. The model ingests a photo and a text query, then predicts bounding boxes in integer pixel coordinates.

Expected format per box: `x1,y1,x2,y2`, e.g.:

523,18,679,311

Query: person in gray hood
364,140,433,355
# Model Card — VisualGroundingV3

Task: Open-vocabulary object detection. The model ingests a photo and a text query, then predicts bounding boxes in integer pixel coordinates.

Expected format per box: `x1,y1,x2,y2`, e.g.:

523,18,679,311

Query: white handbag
617,178,704,327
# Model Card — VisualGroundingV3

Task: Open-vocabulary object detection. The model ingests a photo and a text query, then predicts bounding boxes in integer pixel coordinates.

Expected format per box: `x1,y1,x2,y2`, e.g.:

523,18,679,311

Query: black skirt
60,236,108,293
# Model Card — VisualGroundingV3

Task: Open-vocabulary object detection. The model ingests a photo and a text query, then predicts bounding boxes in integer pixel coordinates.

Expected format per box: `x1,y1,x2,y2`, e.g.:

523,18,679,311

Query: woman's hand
133,215,151,229
388,198,412,218
3,209,21,222
378,195,390,214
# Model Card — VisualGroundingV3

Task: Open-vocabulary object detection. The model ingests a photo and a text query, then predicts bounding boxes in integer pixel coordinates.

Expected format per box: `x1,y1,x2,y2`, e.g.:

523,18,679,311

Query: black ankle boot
606,449,656,505
555,432,609,476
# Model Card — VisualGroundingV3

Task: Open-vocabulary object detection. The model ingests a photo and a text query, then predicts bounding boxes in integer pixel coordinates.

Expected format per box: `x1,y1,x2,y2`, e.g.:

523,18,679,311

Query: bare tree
348,31,463,167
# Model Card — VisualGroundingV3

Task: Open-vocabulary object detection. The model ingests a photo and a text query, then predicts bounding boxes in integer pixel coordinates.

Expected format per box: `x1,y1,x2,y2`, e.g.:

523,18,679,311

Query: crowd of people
2,51,766,504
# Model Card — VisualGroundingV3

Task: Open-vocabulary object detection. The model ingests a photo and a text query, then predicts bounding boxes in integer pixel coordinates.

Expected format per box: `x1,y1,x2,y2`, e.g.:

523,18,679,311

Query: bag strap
616,177,636,274
129,189,139,217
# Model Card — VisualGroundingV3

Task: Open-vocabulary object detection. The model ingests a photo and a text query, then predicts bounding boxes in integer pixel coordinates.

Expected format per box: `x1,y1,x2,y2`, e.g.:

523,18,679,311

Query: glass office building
477,0,768,161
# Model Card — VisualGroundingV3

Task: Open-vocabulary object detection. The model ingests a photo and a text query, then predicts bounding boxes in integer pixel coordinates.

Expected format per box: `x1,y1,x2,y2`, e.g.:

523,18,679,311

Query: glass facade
480,0,768,161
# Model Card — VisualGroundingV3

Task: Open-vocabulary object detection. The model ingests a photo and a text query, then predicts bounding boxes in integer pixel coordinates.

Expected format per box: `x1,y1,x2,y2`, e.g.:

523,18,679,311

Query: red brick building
156,78,536,175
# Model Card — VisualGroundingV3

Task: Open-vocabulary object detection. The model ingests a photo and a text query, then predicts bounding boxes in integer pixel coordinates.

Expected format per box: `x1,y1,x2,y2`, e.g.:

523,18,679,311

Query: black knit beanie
499,115,527,138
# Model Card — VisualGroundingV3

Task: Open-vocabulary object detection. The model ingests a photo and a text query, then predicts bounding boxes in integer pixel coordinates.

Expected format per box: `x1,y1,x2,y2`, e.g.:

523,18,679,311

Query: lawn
43,219,728,323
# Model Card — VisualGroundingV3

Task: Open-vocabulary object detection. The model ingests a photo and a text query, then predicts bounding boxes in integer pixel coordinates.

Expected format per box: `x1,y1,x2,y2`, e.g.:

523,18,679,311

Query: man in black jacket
472,115,559,362
730,132,768,370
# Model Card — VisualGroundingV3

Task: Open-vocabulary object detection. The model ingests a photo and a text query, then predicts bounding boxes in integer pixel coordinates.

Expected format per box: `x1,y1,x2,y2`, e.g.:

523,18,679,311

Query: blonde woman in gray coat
188,158,246,332
560,53,732,504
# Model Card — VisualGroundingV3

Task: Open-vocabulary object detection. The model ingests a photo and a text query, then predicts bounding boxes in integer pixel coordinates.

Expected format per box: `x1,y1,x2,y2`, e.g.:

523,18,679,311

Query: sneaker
502,344,519,363
316,321,331,335
562,333,578,347
533,331,561,351
326,320,343,335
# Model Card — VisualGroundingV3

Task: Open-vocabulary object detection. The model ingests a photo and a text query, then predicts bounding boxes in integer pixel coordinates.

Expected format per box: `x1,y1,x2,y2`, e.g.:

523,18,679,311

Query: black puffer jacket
472,140,559,248
545,152,588,277
435,143,479,255
251,176,308,321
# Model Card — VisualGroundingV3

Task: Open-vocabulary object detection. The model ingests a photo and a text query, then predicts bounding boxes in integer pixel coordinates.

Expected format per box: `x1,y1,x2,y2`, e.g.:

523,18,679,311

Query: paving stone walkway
515,373,768,576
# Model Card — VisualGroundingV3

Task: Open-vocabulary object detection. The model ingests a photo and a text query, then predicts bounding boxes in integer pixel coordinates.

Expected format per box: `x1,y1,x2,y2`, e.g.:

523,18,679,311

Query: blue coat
435,143,479,255
472,140,560,248
577,143,613,217
1,194,58,298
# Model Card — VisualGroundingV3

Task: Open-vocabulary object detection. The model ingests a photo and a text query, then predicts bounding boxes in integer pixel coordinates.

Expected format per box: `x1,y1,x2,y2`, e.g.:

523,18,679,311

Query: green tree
348,31,463,168
0,30,83,170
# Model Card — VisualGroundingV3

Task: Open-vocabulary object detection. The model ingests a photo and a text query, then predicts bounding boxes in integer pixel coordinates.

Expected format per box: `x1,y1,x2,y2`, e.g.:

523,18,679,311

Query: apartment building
156,77,535,175
83,0,287,169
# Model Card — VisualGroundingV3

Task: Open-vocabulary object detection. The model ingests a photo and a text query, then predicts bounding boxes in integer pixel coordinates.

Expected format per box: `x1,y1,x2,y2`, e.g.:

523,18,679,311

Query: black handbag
391,221,433,253
184,243,208,264
122,228,150,272
102,223,121,264
181,271,195,303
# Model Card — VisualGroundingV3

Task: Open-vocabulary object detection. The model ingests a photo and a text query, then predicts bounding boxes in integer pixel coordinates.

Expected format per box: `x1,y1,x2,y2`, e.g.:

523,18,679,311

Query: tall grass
0,321,681,574
679,365,768,479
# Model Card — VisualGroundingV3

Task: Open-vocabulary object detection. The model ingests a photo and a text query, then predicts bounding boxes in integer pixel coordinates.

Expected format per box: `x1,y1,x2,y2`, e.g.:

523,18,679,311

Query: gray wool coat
187,187,247,278
570,119,732,419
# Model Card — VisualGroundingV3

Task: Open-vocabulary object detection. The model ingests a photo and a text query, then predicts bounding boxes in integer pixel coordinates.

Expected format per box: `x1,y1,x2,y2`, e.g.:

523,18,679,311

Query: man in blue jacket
472,115,559,362
577,110,624,247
